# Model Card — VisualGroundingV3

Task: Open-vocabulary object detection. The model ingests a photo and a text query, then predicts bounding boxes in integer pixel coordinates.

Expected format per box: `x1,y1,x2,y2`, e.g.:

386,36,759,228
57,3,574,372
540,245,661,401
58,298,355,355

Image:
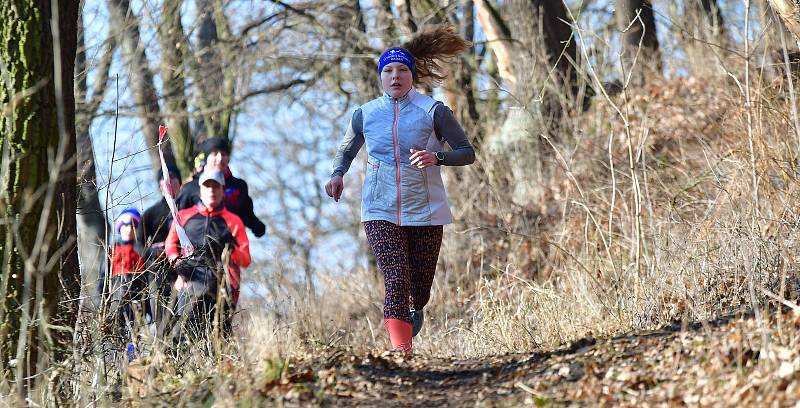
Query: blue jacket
332,89,475,226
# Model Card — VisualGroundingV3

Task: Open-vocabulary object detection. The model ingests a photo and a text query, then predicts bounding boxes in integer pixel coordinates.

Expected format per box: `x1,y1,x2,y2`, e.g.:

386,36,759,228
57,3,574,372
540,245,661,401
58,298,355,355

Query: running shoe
410,308,424,337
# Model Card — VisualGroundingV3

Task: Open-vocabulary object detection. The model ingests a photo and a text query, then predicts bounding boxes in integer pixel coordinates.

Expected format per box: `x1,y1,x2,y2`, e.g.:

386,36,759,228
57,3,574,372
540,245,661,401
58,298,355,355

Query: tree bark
615,0,662,86
0,0,80,396
157,0,193,177
474,0,516,84
212,0,237,143
376,0,399,47
189,0,239,157
535,0,579,98
445,0,481,143
496,0,580,133
768,0,800,42
194,0,222,143
475,0,582,205
106,0,177,171
698,0,725,35
394,0,418,37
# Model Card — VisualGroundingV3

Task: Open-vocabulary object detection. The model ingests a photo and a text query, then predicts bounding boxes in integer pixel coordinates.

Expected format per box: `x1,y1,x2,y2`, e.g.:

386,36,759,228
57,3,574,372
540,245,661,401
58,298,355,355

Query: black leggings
109,274,152,336
364,220,443,323
169,260,234,341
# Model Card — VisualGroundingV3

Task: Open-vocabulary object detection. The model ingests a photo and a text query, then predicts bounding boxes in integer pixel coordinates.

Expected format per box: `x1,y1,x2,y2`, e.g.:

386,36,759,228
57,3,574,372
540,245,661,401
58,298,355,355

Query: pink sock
384,318,413,352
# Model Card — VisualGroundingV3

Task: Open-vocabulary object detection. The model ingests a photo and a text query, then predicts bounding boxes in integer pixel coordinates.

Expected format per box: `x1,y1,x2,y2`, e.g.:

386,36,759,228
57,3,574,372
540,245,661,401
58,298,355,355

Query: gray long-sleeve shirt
331,103,475,178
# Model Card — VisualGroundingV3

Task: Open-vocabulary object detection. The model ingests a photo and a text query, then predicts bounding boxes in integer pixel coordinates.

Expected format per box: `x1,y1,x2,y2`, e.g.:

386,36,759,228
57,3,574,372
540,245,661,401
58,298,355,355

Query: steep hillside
103,75,800,406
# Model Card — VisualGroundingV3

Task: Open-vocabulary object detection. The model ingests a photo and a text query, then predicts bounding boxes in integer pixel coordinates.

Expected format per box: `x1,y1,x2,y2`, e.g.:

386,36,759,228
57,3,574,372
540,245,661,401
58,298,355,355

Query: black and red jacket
175,168,265,237
165,203,251,303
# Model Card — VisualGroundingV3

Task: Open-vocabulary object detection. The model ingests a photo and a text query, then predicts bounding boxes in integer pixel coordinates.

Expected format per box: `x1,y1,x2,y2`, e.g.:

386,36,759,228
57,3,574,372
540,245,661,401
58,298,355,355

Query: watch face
436,152,444,161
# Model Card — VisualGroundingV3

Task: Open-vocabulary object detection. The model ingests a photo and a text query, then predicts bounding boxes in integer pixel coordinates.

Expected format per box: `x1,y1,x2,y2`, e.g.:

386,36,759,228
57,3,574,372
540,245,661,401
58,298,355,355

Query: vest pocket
366,159,380,203
401,165,431,221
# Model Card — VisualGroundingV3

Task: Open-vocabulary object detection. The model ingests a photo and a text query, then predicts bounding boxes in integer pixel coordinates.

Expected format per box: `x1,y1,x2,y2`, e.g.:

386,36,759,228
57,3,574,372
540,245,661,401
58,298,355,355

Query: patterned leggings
364,220,443,323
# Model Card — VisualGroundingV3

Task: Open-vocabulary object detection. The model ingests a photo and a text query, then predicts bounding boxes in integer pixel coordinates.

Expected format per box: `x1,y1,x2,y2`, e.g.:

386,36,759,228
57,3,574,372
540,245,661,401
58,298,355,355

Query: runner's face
381,62,413,98
119,224,135,241
200,180,224,208
206,150,230,170
160,177,181,197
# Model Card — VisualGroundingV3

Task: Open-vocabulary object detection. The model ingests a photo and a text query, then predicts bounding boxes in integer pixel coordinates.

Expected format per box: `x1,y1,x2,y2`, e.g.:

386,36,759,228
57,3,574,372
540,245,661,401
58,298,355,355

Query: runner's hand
410,149,436,169
174,275,188,291
325,176,344,202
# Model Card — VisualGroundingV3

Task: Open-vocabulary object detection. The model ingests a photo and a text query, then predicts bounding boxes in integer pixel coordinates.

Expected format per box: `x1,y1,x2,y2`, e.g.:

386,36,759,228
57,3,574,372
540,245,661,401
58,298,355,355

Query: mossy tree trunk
0,0,80,396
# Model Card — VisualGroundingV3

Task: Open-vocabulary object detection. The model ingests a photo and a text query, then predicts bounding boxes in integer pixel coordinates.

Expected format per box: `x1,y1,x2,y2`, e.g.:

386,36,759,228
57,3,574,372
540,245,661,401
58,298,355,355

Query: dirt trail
262,309,800,407
133,308,800,406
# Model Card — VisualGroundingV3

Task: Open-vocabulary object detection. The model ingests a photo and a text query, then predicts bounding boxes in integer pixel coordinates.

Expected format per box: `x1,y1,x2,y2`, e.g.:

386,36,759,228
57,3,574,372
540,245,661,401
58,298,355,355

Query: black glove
175,257,216,286
252,220,266,238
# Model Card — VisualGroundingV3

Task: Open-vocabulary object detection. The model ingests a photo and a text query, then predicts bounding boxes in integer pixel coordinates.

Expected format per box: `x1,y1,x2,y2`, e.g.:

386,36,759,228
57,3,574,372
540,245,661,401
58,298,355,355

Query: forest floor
298,314,795,407
125,75,800,406
138,306,800,407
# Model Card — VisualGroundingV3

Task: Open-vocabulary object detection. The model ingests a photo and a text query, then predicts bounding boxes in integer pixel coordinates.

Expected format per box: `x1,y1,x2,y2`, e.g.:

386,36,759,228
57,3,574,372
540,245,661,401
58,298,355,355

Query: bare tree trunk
106,0,176,170
194,0,223,143
376,0,400,47
536,1,579,96
458,0,479,120
474,0,515,84
0,0,80,396
616,0,662,86
495,0,580,132
394,0,418,36
698,0,725,35
478,0,579,102
475,0,582,205
186,0,240,159
212,0,237,143
445,0,481,143
157,0,193,176
531,0,581,124
53,0,82,369
75,13,114,300
769,0,800,42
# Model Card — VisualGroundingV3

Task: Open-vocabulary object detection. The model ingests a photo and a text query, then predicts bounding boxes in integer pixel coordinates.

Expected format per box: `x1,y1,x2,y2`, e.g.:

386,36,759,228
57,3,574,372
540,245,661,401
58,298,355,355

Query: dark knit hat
115,208,141,232
201,137,231,156
157,163,182,182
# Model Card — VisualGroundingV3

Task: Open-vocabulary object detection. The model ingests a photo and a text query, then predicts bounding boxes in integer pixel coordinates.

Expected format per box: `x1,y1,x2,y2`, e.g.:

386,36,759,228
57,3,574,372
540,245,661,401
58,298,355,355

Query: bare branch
474,0,516,84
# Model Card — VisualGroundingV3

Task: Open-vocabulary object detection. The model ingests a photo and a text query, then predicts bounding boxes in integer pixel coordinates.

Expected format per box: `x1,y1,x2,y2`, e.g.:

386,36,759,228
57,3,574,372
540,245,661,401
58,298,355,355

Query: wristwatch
435,151,445,166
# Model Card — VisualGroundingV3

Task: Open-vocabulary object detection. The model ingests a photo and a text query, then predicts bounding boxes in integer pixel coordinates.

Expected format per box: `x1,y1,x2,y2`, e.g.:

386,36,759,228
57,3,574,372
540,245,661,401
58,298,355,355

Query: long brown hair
401,25,471,86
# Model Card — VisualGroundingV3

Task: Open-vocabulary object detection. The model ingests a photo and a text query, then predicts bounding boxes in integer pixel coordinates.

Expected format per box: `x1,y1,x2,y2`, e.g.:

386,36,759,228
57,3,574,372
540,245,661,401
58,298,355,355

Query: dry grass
232,62,800,361
21,12,800,406
441,68,800,352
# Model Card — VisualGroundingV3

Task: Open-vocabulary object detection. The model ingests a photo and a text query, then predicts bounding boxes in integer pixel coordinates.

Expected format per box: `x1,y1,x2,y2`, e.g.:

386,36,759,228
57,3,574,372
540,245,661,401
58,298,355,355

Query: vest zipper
393,98,402,226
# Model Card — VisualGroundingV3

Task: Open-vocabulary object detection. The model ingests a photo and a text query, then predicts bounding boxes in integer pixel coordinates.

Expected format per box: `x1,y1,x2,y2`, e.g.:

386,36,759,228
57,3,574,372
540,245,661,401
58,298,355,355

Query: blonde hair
401,25,471,86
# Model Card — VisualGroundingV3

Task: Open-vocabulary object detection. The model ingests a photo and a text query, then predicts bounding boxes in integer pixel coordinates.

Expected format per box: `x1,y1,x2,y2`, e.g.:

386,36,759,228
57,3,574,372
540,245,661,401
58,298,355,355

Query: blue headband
378,48,416,78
